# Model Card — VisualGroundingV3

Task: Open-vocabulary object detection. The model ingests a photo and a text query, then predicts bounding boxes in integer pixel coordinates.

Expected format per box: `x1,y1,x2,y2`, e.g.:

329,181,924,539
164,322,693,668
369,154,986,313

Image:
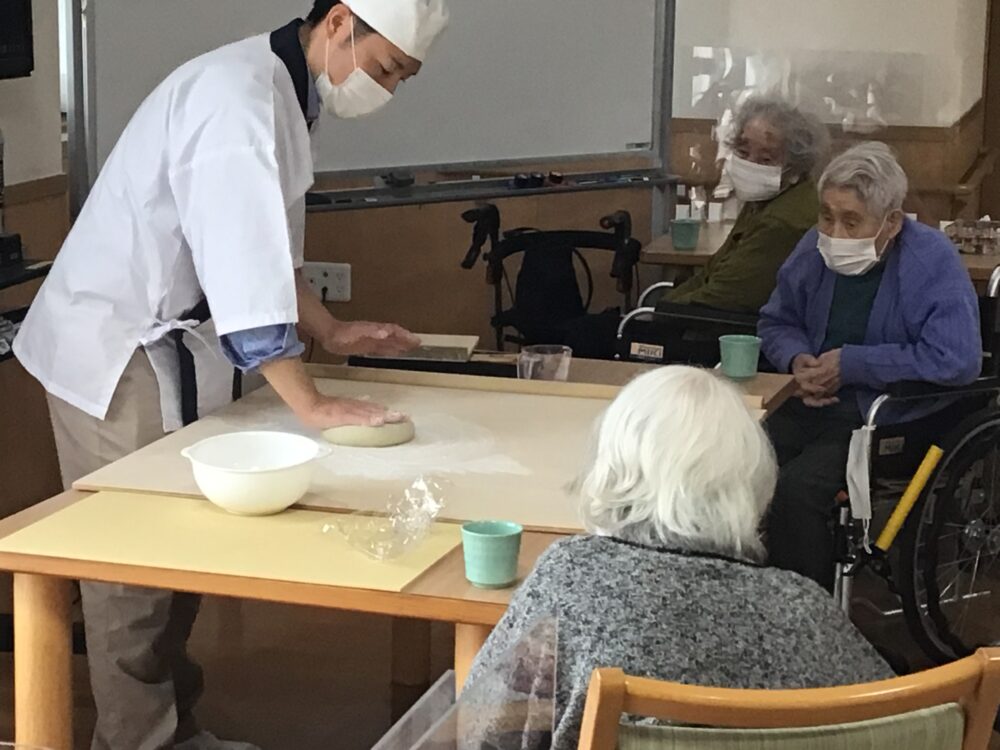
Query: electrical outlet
302,262,351,302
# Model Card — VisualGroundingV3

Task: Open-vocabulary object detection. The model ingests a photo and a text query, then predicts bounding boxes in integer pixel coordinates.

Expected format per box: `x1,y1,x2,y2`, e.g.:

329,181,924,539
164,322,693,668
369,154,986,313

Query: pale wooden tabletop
0,490,558,627
640,223,732,267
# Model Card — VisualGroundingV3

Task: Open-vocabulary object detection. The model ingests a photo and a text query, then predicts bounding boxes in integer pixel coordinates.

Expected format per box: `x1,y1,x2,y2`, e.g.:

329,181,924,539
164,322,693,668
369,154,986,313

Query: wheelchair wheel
897,408,1000,663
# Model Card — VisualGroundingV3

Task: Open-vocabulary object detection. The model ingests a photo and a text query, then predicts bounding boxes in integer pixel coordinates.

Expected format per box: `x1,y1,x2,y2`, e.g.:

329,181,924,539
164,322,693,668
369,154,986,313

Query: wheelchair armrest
886,377,1000,400
865,376,1000,425
653,302,760,330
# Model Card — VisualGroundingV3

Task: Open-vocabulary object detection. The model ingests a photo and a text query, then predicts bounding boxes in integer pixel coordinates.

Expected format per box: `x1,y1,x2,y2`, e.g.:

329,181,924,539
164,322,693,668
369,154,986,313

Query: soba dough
322,419,416,448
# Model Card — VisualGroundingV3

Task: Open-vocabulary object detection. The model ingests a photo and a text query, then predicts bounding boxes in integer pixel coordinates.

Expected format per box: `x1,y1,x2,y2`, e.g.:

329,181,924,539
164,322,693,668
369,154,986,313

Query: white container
180,431,330,516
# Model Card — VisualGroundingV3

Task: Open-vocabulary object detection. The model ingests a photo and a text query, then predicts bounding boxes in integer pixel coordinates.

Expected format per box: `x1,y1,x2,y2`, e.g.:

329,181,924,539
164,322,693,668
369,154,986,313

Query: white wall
0,0,63,185
674,0,988,127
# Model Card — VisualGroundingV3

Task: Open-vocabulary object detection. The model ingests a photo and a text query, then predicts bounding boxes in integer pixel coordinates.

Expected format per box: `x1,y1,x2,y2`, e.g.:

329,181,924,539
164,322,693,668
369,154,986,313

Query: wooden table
0,490,562,749
467,355,795,414
639,223,731,271
0,362,794,749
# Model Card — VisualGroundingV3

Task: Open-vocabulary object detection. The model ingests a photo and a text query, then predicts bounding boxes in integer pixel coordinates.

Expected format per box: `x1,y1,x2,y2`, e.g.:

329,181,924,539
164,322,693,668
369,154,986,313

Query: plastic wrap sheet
324,476,449,561
374,617,558,750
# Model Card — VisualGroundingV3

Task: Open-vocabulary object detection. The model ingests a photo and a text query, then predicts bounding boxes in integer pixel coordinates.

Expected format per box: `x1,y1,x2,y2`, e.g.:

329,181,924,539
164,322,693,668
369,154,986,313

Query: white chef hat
345,0,450,62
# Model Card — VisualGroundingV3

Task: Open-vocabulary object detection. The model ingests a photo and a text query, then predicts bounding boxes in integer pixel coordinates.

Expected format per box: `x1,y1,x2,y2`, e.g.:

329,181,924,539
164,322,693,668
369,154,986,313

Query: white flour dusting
223,410,530,481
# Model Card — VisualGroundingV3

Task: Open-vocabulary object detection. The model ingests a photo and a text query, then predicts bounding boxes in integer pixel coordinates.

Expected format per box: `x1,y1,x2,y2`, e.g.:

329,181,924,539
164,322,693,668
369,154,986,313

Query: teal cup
719,335,762,379
670,218,702,250
461,520,523,589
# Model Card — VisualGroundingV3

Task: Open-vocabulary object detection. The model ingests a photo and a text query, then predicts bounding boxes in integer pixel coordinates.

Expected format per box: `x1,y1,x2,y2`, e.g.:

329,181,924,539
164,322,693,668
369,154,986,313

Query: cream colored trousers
47,350,204,750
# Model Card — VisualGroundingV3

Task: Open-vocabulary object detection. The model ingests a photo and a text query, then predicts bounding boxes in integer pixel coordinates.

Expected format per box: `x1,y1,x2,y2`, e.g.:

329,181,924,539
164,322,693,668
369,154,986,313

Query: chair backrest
491,229,641,347
576,647,1000,750
617,704,963,750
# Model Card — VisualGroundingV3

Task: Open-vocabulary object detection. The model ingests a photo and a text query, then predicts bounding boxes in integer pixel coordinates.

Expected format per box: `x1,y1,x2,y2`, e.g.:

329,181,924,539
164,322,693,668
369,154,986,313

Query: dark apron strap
172,298,212,428
232,369,243,402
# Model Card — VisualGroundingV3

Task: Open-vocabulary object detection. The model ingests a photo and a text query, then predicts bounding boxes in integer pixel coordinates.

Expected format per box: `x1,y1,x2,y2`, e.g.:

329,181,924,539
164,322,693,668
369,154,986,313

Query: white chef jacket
15,33,314,429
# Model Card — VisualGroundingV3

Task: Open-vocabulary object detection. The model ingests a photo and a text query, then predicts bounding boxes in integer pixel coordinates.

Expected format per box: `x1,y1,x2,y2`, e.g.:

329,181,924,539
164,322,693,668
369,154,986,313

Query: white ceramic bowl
180,431,330,516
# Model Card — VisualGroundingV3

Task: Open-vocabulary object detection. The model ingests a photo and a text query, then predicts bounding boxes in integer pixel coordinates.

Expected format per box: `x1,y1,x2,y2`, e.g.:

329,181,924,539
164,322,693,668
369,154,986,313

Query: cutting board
0,491,463,593
368,334,480,363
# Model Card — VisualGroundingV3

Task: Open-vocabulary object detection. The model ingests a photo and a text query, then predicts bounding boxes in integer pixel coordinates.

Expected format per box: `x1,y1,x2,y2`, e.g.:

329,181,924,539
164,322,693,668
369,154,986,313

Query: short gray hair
572,367,777,561
819,141,909,218
727,95,830,179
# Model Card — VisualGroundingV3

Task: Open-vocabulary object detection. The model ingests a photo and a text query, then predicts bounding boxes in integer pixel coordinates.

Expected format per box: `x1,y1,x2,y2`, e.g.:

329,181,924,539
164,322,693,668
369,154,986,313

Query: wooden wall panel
304,186,653,355
669,106,987,224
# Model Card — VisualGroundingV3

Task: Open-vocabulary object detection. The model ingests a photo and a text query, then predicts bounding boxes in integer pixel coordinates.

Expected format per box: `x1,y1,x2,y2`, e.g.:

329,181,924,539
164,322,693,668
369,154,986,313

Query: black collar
602,536,764,569
270,19,310,123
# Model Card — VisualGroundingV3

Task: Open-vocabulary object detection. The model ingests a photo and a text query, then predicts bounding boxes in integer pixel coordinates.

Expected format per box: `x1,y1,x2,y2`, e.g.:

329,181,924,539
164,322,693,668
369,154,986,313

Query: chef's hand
322,321,420,357
259,357,408,429
297,394,408,429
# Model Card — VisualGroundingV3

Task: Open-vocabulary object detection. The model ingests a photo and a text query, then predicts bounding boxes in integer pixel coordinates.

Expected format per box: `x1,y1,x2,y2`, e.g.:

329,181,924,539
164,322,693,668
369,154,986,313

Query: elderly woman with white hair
760,142,981,591
462,366,891,750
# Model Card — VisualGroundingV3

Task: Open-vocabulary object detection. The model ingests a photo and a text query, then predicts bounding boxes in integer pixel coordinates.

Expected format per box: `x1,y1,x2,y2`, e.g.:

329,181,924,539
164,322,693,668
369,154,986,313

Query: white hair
819,141,909,218
573,366,777,561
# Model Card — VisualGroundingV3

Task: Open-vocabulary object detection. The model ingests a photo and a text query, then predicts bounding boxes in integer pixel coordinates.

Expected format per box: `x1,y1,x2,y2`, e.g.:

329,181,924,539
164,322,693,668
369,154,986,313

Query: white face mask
818,217,890,277
316,18,393,119
727,154,783,202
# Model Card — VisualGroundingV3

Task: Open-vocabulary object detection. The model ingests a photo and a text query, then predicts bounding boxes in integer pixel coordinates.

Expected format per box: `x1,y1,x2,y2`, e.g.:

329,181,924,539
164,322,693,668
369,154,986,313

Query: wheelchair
459,204,641,351
833,267,1000,666
614,280,761,367
621,270,1000,668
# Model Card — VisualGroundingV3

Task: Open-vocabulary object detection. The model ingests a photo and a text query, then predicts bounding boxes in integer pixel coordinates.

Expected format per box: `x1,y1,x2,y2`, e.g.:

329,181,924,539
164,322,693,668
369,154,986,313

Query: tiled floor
0,593,996,749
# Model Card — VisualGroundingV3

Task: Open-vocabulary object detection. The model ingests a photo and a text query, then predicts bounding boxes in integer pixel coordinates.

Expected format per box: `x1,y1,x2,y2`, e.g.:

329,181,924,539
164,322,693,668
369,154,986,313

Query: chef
14,1,449,747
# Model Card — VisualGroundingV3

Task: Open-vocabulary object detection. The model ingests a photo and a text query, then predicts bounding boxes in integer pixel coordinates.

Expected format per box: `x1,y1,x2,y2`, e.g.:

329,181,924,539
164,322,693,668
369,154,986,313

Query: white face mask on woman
817,217,889,276
727,154,783,202
316,17,393,119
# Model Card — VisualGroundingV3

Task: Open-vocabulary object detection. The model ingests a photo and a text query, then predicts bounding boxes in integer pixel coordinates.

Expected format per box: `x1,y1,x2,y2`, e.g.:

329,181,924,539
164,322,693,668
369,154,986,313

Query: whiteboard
86,0,662,174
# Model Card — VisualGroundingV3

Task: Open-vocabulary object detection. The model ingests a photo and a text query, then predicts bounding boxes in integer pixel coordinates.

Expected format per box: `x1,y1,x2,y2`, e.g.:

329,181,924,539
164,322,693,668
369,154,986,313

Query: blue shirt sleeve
220,324,305,372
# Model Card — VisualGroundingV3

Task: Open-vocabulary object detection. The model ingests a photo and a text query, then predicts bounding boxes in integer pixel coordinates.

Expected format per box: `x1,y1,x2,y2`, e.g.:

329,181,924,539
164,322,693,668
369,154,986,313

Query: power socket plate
302,262,351,303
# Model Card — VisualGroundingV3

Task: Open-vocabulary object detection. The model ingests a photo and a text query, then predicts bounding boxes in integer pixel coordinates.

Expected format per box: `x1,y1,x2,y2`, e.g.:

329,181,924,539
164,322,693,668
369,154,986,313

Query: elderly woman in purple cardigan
759,141,982,591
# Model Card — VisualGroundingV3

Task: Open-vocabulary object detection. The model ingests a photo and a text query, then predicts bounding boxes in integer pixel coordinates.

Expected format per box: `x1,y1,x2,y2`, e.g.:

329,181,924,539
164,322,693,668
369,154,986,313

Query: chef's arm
295,271,339,344
258,357,399,429
293,270,420,356
220,326,401,428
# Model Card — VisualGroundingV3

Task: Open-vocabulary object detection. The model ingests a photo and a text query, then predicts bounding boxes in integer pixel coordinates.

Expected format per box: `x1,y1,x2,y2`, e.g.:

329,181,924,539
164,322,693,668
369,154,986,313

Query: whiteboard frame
66,0,676,231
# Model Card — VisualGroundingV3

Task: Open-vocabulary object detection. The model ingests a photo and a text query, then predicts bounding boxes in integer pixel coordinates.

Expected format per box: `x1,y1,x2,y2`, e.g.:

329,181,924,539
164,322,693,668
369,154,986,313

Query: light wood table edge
0,491,566,735
759,374,796,414
305,363,620,401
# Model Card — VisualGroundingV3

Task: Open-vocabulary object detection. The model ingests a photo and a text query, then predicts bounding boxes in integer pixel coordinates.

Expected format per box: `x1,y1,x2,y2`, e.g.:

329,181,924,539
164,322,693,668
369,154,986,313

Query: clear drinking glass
517,345,573,382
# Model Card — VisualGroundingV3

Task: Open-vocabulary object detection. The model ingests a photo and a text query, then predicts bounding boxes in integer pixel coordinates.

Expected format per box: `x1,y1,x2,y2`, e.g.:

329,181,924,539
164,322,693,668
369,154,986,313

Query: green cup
461,520,523,589
671,218,702,250
719,335,762,380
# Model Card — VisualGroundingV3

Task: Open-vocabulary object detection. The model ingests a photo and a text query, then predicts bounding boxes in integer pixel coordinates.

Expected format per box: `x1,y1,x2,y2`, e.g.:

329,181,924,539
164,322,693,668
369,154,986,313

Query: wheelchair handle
989,265,1000,299
637,281,675,308
600,210,632,237
460,204,500,270
616,307,656,340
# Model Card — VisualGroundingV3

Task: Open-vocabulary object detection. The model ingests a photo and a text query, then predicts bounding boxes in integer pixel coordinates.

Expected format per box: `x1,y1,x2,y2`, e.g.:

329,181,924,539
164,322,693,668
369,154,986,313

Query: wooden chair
578,647,1000,750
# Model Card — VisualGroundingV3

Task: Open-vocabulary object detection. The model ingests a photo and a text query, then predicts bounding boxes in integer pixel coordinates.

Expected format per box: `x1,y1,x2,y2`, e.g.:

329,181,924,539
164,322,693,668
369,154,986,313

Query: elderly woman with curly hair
462,366,891,750
566,96,829,362
663,95,830,314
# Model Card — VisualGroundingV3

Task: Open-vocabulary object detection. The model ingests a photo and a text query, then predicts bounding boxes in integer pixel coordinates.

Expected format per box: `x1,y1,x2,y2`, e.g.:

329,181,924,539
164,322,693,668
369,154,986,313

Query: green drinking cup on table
670,218,702,250
719,335,762,380
461,520,523,589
